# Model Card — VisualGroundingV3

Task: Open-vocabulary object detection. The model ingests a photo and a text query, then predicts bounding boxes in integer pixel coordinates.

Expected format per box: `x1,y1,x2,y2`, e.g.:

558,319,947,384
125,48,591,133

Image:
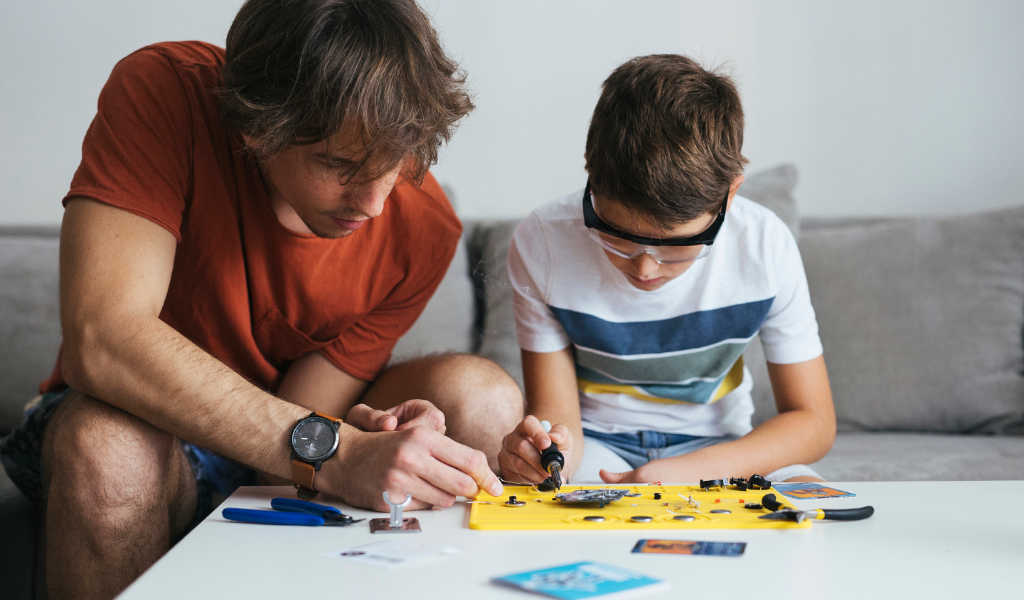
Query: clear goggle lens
587,230,711,265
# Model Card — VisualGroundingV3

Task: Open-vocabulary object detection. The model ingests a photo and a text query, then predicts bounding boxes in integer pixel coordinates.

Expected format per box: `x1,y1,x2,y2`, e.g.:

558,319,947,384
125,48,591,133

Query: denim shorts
574,427,820,483
0,388,256,530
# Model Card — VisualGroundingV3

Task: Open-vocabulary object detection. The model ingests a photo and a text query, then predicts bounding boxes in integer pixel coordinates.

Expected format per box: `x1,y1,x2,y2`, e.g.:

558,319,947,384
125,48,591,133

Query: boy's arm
601,355,835,483
498,347,585,483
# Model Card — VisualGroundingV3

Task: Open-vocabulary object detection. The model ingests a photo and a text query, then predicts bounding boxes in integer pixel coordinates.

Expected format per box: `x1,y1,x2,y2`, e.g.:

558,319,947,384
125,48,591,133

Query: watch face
291,416,339,462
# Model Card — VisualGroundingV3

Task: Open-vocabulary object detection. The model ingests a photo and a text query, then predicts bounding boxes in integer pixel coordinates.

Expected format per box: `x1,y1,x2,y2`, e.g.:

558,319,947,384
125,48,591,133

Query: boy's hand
346,400,446,434
498,415,574,484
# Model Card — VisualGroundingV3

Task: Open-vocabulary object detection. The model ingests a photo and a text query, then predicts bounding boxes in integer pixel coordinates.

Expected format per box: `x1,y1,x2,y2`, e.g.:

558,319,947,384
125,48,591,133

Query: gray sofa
2,165,1023,598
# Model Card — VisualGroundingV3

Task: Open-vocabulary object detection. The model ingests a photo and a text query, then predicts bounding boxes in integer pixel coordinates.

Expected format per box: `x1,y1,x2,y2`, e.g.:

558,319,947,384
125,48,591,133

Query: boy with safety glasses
498,54,836,486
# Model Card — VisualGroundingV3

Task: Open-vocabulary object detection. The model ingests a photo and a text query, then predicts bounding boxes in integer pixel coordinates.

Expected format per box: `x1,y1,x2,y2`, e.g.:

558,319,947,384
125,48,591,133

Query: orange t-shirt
42,41,462,393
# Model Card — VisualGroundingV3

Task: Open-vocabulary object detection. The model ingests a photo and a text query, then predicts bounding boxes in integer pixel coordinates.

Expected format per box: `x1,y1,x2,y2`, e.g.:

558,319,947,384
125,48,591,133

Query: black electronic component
748,474,771,490
761,493,784,512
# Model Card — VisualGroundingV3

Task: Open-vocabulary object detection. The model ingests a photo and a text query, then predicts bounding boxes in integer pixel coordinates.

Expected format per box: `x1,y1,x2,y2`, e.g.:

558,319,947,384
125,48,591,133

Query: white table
119,482,1024,599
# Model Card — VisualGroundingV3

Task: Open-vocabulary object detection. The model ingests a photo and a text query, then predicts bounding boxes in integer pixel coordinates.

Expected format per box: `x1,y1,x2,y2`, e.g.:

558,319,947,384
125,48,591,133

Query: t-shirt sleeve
318,180,462,381
508,214,572,353
64,47,192,241
759,218,824,364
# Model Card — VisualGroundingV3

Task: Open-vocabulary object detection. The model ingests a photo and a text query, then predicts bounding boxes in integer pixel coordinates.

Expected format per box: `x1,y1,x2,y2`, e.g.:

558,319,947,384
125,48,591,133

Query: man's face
590,192,719,291
255,128,403,239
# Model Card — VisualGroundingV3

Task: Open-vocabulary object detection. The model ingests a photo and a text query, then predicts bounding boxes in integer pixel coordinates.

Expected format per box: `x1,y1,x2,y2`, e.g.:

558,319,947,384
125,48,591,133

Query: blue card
631,539,745,556
492,561,669,599
772,483,855,500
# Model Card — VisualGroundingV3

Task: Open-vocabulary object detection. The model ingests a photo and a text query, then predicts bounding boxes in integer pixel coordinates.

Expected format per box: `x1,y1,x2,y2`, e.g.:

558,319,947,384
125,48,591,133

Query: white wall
2,0,1022,225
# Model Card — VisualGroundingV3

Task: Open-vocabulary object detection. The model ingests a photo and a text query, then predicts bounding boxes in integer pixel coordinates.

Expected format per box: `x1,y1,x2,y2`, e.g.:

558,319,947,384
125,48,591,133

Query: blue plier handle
222,497,362,527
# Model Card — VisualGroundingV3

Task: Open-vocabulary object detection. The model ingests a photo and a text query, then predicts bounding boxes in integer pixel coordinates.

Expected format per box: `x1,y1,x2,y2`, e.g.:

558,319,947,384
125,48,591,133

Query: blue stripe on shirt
548,297,775,356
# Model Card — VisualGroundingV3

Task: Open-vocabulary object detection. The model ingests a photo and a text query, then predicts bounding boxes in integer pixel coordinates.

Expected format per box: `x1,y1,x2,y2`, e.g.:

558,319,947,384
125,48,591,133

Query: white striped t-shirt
508,191,823,437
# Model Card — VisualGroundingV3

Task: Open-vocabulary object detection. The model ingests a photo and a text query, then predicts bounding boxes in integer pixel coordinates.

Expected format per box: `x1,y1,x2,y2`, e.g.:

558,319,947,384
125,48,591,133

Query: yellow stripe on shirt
577,356,745,405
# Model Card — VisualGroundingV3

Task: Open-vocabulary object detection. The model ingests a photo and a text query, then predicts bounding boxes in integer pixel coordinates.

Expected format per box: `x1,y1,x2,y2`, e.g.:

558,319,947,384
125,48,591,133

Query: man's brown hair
585,54,748,226
220,0,473,182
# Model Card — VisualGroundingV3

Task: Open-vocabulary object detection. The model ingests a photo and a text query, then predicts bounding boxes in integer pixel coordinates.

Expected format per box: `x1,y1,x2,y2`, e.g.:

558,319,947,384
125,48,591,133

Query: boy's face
591,176,742,291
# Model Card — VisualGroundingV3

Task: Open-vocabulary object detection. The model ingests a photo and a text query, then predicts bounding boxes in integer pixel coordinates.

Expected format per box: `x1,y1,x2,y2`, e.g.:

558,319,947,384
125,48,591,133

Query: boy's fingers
520,416,551,450
502,448,548,482
599,469,627,484
547,424,571,448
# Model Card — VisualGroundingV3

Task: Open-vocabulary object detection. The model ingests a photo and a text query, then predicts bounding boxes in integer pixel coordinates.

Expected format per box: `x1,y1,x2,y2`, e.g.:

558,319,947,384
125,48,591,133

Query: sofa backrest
799,210,1024,434
0,227,61,432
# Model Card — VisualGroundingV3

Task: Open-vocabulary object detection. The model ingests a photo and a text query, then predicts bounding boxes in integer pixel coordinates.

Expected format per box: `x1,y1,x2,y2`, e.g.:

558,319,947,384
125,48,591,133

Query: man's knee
428,354,524,431
42,393,189,526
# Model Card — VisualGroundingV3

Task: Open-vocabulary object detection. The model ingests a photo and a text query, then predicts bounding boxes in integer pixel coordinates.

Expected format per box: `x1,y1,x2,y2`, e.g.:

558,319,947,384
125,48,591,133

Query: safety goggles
582,181,727,265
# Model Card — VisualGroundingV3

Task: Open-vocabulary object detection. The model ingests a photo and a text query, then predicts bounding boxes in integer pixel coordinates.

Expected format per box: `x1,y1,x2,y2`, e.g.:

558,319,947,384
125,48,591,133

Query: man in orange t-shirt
0,1,523,598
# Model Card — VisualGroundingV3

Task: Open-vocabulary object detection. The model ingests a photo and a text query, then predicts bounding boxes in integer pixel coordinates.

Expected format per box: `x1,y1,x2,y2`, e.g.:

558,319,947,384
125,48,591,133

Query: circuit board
469,484,810,530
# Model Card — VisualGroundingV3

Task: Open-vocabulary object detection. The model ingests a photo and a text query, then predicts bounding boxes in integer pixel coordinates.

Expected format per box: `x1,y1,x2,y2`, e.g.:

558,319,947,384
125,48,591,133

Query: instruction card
632,539,746,556
324,540,461,570
493,561,669,599
772,483,855,500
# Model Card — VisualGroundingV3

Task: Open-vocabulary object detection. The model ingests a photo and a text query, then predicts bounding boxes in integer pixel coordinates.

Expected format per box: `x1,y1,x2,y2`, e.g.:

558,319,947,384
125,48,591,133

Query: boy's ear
725,174,746,212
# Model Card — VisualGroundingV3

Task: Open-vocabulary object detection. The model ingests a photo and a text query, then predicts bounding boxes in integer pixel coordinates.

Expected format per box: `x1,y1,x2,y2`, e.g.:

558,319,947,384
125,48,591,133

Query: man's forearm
62,312,310,479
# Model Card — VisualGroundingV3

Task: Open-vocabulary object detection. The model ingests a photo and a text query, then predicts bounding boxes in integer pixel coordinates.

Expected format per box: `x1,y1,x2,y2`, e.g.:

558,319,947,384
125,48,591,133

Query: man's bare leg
360,354,524,472
41,392,198,600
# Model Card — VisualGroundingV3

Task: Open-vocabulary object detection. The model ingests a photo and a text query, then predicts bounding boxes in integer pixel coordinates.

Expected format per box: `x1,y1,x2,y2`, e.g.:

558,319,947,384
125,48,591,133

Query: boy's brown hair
220,0,473,183
585,54,748,226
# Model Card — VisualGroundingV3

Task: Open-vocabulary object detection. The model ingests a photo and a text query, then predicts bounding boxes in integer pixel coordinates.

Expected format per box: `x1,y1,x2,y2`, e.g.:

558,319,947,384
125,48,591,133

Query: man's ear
725,174,745,212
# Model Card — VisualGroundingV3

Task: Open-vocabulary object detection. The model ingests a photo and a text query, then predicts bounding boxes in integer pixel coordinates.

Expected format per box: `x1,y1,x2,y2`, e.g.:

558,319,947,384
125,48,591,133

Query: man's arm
59,198,500,509
601,355,836,483
498,348,583,482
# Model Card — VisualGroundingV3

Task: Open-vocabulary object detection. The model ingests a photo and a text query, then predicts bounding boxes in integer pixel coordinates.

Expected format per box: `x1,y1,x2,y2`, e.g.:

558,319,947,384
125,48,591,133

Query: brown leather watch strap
292,460,319,500
313,411,342,424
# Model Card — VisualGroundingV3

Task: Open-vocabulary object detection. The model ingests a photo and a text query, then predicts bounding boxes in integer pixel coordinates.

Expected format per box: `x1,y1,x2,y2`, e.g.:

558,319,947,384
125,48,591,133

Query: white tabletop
119,481,1024,599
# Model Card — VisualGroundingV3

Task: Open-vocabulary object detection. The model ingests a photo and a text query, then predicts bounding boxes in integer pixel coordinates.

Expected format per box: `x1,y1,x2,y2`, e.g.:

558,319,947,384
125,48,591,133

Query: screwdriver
536,420,565,492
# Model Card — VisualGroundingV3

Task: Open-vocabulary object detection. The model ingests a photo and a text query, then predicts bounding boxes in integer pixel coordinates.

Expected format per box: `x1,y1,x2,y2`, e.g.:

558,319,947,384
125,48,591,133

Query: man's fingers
427,434,503,497
387,400,446,433
347,404,397,432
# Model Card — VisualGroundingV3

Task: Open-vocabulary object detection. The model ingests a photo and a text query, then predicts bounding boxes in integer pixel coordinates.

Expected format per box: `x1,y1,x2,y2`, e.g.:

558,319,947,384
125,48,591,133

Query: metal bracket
369,492,421,533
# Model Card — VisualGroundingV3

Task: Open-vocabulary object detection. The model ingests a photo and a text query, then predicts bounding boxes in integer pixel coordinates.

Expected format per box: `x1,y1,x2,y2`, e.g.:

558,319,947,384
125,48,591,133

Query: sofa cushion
389,235,476,364
799,207,1024,434
466,220,525,389
811,432,1024,481
0,229,61,433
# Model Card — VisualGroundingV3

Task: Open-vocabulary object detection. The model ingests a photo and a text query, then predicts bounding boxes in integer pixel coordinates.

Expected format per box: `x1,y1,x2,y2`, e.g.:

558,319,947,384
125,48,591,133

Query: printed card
631,539,746,556
492,561,669,599
772,483,855,500
324,540,461,570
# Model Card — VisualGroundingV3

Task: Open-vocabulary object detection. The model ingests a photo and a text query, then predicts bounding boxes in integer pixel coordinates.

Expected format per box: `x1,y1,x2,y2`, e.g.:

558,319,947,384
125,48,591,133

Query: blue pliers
222,497,364,527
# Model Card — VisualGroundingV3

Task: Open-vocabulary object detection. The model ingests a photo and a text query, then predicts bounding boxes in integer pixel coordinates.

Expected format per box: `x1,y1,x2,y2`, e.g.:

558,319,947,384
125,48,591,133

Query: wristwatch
289,411,343,500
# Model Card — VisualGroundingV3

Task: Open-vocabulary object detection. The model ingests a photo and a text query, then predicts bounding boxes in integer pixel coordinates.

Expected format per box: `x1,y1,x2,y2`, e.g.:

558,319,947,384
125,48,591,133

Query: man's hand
329,426,503,511
346,399,446,434
497,415,574,484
